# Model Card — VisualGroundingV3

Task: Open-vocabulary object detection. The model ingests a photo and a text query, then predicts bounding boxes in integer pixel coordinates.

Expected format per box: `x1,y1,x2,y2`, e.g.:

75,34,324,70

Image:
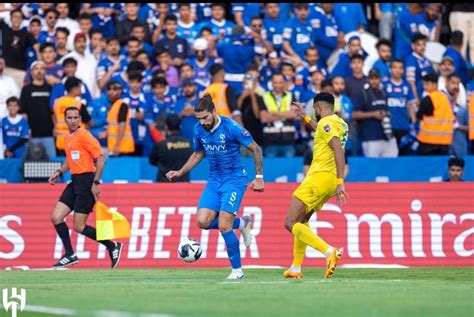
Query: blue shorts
198,176,248,214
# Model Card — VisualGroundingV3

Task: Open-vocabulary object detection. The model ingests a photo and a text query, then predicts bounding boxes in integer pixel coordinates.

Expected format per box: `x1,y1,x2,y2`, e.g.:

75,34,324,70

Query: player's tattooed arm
247,141,263,175
247,141,264,192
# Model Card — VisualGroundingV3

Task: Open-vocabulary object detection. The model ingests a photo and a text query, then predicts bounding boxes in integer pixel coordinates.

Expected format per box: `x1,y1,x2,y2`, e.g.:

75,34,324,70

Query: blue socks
207,216,240,230
221,230,241,269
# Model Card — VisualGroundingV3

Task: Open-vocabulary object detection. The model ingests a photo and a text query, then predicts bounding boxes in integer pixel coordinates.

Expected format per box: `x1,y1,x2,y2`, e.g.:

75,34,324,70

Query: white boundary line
24,305,173,317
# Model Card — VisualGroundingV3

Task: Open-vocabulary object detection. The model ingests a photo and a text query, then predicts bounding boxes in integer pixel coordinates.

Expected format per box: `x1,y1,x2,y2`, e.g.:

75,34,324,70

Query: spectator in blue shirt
189,38,215,89
40,9,59,45
260,51,282,89
122,25,154,61
330,35,365,78
333,3,367,34
194,4,213,23
443,31,469,86
394,3,423,60
296,47,328,90
217,26,256,96
283,3,313,63
2,97,30,159
80,3,116,39
417,3,441,41
308,3,338,66
153,14,190,68
177,4,199,48
281,62,307,102
233,3,262,27
24,42,63,87
97,37,128,93
175,78,199,143
263,3,285,52
444,74,469,157
50,57,92,109
122,71,148,156
372,39,392,83
405,33,434,103
383,59,417,155
249,17,274,63
199,3,235,38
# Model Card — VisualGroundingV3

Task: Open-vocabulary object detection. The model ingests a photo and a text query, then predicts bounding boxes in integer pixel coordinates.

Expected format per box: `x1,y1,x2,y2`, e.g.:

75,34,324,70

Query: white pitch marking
25,305,76,315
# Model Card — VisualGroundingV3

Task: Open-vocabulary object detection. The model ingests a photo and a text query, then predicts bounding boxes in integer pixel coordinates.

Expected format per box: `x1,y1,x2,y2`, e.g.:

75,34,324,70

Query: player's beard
315,114,321,121
202,116,216,131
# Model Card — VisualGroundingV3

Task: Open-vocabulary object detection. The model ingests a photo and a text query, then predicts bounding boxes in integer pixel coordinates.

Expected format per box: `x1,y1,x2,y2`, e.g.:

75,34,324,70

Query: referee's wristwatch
93,180,102,185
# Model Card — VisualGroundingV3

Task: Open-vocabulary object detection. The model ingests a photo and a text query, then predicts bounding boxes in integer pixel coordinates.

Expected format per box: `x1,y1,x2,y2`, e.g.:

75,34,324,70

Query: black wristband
56,169,63,177
94,180,102,185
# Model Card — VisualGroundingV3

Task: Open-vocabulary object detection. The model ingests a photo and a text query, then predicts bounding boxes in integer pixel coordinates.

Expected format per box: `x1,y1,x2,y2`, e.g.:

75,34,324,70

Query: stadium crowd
1,3,473,161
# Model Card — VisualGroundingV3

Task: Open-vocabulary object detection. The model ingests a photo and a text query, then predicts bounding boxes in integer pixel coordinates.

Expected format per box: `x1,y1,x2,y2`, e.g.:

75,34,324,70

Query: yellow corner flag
95,201,131,241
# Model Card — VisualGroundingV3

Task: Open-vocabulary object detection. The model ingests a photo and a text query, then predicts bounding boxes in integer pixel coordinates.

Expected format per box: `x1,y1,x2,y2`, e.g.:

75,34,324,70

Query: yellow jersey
307,114,348,176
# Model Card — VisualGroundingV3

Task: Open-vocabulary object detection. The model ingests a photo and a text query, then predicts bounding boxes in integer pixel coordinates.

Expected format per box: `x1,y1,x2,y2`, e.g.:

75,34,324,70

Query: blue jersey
97,57,129,93
329,52,352,78
86,95,110,145
177,21,199,47
138,4,159,32
333,3,367,33
39,30,56,44
110,73,130,96
283,17,313,60
309,6,338,64
2,116,29,158
372,59,391,82
383,79,416,131
338,94,354,122
83,3,116,38
296,63,328,91
199,19,235,37
50,80,92,108
232,3,262,26
405,53,434,100
123,92,148,145
175,95,199,143
144,87,178,125
443,46,469,85
263,17,284,51
189,57,215,88
394,11,420,60
278,4,292,21
193,116,253,178
260,64,281,89
195,4,212,22
417,14,436,41
217,40,255,95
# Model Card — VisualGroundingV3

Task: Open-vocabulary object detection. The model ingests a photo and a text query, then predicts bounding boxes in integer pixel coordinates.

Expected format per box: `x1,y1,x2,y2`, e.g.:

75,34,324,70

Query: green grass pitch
0,268,472,317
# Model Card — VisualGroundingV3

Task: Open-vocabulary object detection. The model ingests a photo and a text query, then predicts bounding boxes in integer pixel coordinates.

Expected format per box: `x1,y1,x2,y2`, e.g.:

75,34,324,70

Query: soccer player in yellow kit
284,92,349,278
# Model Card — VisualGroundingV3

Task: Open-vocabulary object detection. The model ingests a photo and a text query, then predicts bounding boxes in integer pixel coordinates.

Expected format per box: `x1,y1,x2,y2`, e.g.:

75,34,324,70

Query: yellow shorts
293,172,337,213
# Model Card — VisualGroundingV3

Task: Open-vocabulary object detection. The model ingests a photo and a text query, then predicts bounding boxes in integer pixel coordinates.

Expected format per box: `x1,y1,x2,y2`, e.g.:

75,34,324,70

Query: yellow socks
291,223,309,268
291,222,330,255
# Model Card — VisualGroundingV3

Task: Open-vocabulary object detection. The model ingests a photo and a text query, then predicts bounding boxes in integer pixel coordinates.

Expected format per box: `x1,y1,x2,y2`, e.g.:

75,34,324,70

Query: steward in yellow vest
416,74,454,155
204,63,242,124
53,77,90,153
106,81,135,156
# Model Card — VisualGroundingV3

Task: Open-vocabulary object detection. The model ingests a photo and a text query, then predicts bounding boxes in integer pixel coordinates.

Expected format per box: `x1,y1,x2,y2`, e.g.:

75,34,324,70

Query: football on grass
177,238,202,263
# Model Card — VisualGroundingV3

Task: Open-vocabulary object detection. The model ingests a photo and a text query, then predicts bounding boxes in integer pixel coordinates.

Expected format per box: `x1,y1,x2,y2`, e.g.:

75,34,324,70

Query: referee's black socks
54,222,75,256
82,225,115,250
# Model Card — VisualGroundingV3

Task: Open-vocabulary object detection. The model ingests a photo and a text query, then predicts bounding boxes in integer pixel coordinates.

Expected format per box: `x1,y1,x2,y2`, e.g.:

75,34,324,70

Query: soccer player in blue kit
166,93,264,279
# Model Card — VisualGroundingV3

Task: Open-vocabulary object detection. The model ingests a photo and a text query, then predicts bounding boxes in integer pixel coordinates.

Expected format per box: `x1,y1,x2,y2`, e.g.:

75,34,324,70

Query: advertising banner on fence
0,183,472,269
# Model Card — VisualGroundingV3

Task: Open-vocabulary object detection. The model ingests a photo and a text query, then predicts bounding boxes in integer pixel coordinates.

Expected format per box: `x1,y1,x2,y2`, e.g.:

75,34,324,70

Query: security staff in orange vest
106,80,135,156
53,77,91,156
468,91,474,153
416,73,455,155
203,63,243,125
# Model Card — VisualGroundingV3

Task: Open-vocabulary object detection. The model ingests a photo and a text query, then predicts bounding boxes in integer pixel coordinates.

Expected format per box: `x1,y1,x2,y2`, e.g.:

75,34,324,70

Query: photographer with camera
352,69,398,157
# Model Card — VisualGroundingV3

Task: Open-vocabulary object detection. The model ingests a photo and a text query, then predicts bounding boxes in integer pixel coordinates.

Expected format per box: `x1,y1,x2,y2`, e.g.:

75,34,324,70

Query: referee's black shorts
59,172,96,214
